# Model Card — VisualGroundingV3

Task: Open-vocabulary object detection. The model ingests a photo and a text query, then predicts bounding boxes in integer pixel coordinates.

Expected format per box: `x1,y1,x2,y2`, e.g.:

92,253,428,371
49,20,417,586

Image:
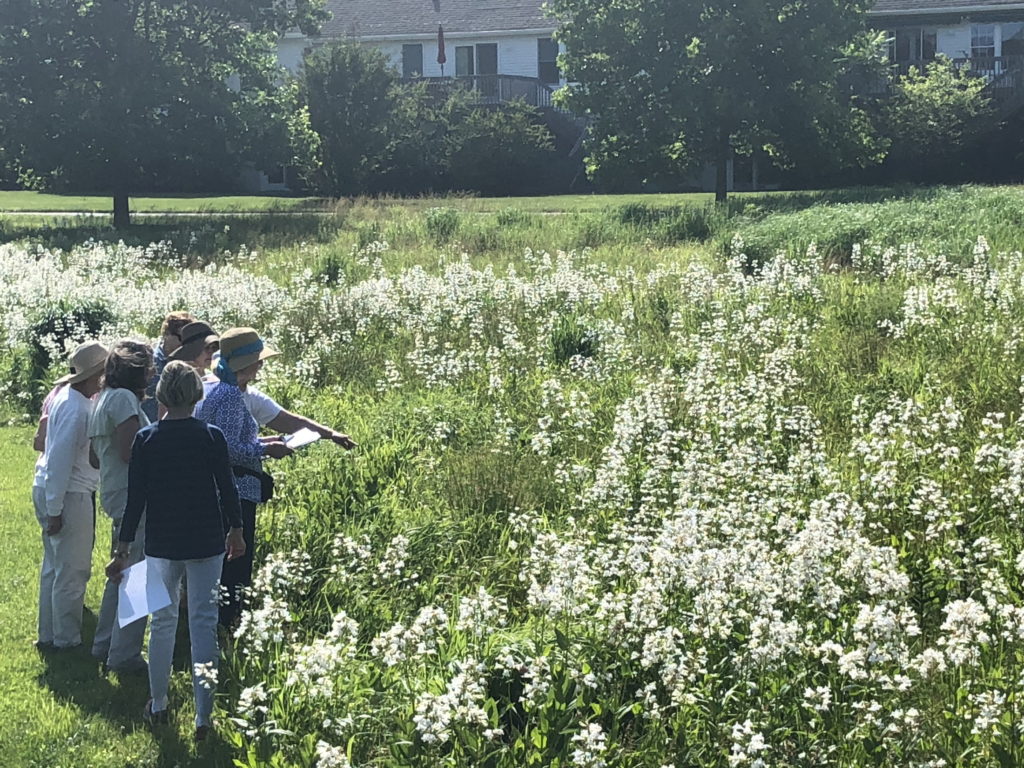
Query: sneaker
194,724,211,742
33,640,55,652
143,699,169,727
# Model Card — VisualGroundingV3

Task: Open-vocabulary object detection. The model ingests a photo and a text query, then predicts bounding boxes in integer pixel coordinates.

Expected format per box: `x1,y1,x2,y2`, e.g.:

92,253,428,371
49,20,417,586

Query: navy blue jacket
119,418,243,560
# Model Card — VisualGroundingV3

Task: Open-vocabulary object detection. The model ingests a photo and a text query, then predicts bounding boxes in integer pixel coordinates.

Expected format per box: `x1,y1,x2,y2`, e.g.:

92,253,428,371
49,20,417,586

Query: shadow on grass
0,214,347,260
34,608,238,767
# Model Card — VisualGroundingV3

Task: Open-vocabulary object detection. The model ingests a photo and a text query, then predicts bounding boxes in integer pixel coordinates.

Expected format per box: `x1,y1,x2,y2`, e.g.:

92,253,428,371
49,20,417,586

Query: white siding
496,36,541,78
278,35,308,74
276,31,563,80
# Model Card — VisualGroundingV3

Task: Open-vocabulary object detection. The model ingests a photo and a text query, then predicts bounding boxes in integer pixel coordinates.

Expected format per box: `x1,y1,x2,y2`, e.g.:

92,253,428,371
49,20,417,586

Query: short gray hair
156,360,203,409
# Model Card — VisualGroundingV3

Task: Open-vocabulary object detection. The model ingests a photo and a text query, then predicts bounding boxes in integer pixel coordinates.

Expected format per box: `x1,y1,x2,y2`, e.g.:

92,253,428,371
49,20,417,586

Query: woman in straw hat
35,341,107,651
106,360,245,740
88,340,154,674
168,321,219,373
195,328,292,626
141,311,195,423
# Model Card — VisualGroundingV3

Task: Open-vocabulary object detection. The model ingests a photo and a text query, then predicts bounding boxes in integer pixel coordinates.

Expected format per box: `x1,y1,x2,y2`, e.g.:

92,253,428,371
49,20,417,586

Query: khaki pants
34,486,94,648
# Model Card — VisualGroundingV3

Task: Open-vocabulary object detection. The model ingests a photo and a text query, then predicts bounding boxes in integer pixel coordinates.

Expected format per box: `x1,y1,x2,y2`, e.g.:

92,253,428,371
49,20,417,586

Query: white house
249,0,565,191
870,0,1024,75
310,0,562,85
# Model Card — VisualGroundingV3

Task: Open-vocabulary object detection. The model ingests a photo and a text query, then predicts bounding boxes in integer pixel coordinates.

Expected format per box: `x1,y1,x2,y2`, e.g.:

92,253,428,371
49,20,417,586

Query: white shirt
88,387,149,495
199,378,283,427
43,386,99,516
244,386,284,427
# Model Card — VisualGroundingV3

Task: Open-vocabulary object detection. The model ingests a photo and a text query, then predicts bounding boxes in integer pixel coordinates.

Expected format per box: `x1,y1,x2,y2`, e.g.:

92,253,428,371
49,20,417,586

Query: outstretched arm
265,409,358,449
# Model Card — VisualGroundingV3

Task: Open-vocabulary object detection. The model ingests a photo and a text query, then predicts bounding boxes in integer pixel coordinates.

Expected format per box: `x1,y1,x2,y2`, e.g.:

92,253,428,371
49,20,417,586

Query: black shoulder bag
232,465,275,503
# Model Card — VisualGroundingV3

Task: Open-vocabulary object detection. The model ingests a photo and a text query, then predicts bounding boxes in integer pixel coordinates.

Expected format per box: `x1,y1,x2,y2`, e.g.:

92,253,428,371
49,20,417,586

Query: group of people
32,311,356,740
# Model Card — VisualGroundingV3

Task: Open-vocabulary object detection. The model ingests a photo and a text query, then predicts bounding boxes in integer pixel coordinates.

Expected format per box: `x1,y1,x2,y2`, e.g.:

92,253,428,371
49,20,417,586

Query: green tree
297,45,559,197
301,42,401,196
0,0,326,227
549,0,882,201
882,58,993,178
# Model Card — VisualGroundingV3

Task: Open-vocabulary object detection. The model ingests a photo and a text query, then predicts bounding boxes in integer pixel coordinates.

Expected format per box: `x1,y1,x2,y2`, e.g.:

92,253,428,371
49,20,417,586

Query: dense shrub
302,43,401,196
445,101,556,196
298,42,561,197
880,58,993,181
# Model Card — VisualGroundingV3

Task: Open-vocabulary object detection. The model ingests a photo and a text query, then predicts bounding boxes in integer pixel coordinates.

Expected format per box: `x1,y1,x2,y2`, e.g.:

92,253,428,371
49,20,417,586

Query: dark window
476,43,498,75
402,44,423,78
889,27,937,64
266,165,284,185
538,38,560,84
456,45,475,76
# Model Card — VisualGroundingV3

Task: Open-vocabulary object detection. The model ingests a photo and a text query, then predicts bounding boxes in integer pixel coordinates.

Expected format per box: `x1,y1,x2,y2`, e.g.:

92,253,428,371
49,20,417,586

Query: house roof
870,0,1024,15
317,0,554,40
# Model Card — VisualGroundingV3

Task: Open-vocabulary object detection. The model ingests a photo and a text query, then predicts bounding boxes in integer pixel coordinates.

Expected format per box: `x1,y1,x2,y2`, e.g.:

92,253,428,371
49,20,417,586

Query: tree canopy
0,0,326,225
548,0,884,200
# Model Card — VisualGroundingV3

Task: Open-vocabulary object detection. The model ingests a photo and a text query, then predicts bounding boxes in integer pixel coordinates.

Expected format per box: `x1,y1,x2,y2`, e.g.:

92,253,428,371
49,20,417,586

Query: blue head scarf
215,339,264,387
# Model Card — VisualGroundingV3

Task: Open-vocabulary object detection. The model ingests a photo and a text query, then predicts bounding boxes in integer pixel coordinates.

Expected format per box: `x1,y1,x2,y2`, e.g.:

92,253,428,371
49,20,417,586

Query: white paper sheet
284,427,321,449
117,558,172,628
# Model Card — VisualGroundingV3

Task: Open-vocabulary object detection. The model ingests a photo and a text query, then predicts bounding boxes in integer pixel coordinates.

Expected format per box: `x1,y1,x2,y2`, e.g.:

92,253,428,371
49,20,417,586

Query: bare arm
265,410,357,449
115,416,141,464
33,415,48,453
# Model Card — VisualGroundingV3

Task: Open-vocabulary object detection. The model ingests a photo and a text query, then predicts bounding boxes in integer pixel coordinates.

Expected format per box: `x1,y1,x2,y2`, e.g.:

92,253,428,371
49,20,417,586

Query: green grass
0,191,330,213
0,428,237,767
3,184,1000,215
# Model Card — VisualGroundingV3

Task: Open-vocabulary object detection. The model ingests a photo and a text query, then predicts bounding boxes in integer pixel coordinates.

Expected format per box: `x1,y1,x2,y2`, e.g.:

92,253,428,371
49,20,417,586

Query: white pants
34,486,94,648
148,554,222,727
92,488,147,668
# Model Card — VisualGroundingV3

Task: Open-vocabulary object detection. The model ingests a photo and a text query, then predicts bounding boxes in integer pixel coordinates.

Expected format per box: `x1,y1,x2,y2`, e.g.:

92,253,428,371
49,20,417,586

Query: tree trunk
112,192,130,228
715,126,730,204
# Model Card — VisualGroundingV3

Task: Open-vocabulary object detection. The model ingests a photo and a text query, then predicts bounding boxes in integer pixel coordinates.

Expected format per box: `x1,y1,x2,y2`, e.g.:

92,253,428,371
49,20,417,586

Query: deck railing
853,55,1024,110
404,75,559,109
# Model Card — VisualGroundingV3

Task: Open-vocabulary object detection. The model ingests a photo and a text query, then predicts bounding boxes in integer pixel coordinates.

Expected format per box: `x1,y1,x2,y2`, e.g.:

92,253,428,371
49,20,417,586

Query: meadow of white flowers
2,230,1024,767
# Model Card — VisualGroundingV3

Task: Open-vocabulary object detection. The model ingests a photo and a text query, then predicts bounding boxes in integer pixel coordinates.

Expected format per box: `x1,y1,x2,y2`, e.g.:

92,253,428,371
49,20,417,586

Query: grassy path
0,427,236,767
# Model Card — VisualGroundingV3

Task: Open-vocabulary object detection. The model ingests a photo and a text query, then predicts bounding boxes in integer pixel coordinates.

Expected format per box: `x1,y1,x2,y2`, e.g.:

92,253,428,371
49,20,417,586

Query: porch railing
404,75,559,109
854,55,1024,110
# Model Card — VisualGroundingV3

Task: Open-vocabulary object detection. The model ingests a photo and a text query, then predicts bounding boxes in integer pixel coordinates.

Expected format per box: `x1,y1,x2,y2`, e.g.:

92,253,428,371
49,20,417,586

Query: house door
455,45,474,76
476,43,498,99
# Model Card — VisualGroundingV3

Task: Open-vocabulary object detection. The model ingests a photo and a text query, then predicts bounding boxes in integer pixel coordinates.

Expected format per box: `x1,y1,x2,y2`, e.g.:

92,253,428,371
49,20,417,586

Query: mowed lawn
0,428,236,767
0,191,331,214
0,188,807,215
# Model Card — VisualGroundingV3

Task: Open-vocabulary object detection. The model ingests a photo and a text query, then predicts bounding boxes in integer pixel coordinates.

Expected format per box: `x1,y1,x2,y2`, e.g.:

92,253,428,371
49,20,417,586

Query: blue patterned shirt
195,381,265,503
141,341,168,423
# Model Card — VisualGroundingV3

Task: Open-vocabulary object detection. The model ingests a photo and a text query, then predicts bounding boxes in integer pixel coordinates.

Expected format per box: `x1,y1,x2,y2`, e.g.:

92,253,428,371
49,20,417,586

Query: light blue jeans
148,554,222,727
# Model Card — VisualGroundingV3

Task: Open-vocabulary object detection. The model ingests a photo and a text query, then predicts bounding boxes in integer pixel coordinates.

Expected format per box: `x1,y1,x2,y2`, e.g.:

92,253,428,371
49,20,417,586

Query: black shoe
143,699,169,727
107,658,149,677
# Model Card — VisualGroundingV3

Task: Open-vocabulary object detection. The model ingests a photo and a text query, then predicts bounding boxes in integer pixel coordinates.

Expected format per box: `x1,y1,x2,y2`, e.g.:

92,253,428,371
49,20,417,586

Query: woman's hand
105,553,129,583
330,431,358,450
263,439,294,459
225,527,246,561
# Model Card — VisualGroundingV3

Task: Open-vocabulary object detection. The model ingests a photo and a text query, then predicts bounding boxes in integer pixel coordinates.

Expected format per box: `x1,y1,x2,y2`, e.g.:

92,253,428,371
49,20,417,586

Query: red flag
437,25,447,67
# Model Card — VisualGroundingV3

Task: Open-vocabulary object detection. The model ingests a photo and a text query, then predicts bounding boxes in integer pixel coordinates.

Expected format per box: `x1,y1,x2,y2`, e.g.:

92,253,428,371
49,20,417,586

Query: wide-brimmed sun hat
217,327,278,373
168,321,219,363
55,341,109,385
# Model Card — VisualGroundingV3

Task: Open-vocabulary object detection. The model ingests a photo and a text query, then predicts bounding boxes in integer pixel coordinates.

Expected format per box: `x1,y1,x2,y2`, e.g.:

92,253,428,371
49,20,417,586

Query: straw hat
55,341,109,385
168,321,219,362
218,328,278,373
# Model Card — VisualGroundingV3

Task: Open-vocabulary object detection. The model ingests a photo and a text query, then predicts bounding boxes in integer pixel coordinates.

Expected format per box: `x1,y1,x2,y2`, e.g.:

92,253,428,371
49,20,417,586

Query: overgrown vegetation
5,188,1024,767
